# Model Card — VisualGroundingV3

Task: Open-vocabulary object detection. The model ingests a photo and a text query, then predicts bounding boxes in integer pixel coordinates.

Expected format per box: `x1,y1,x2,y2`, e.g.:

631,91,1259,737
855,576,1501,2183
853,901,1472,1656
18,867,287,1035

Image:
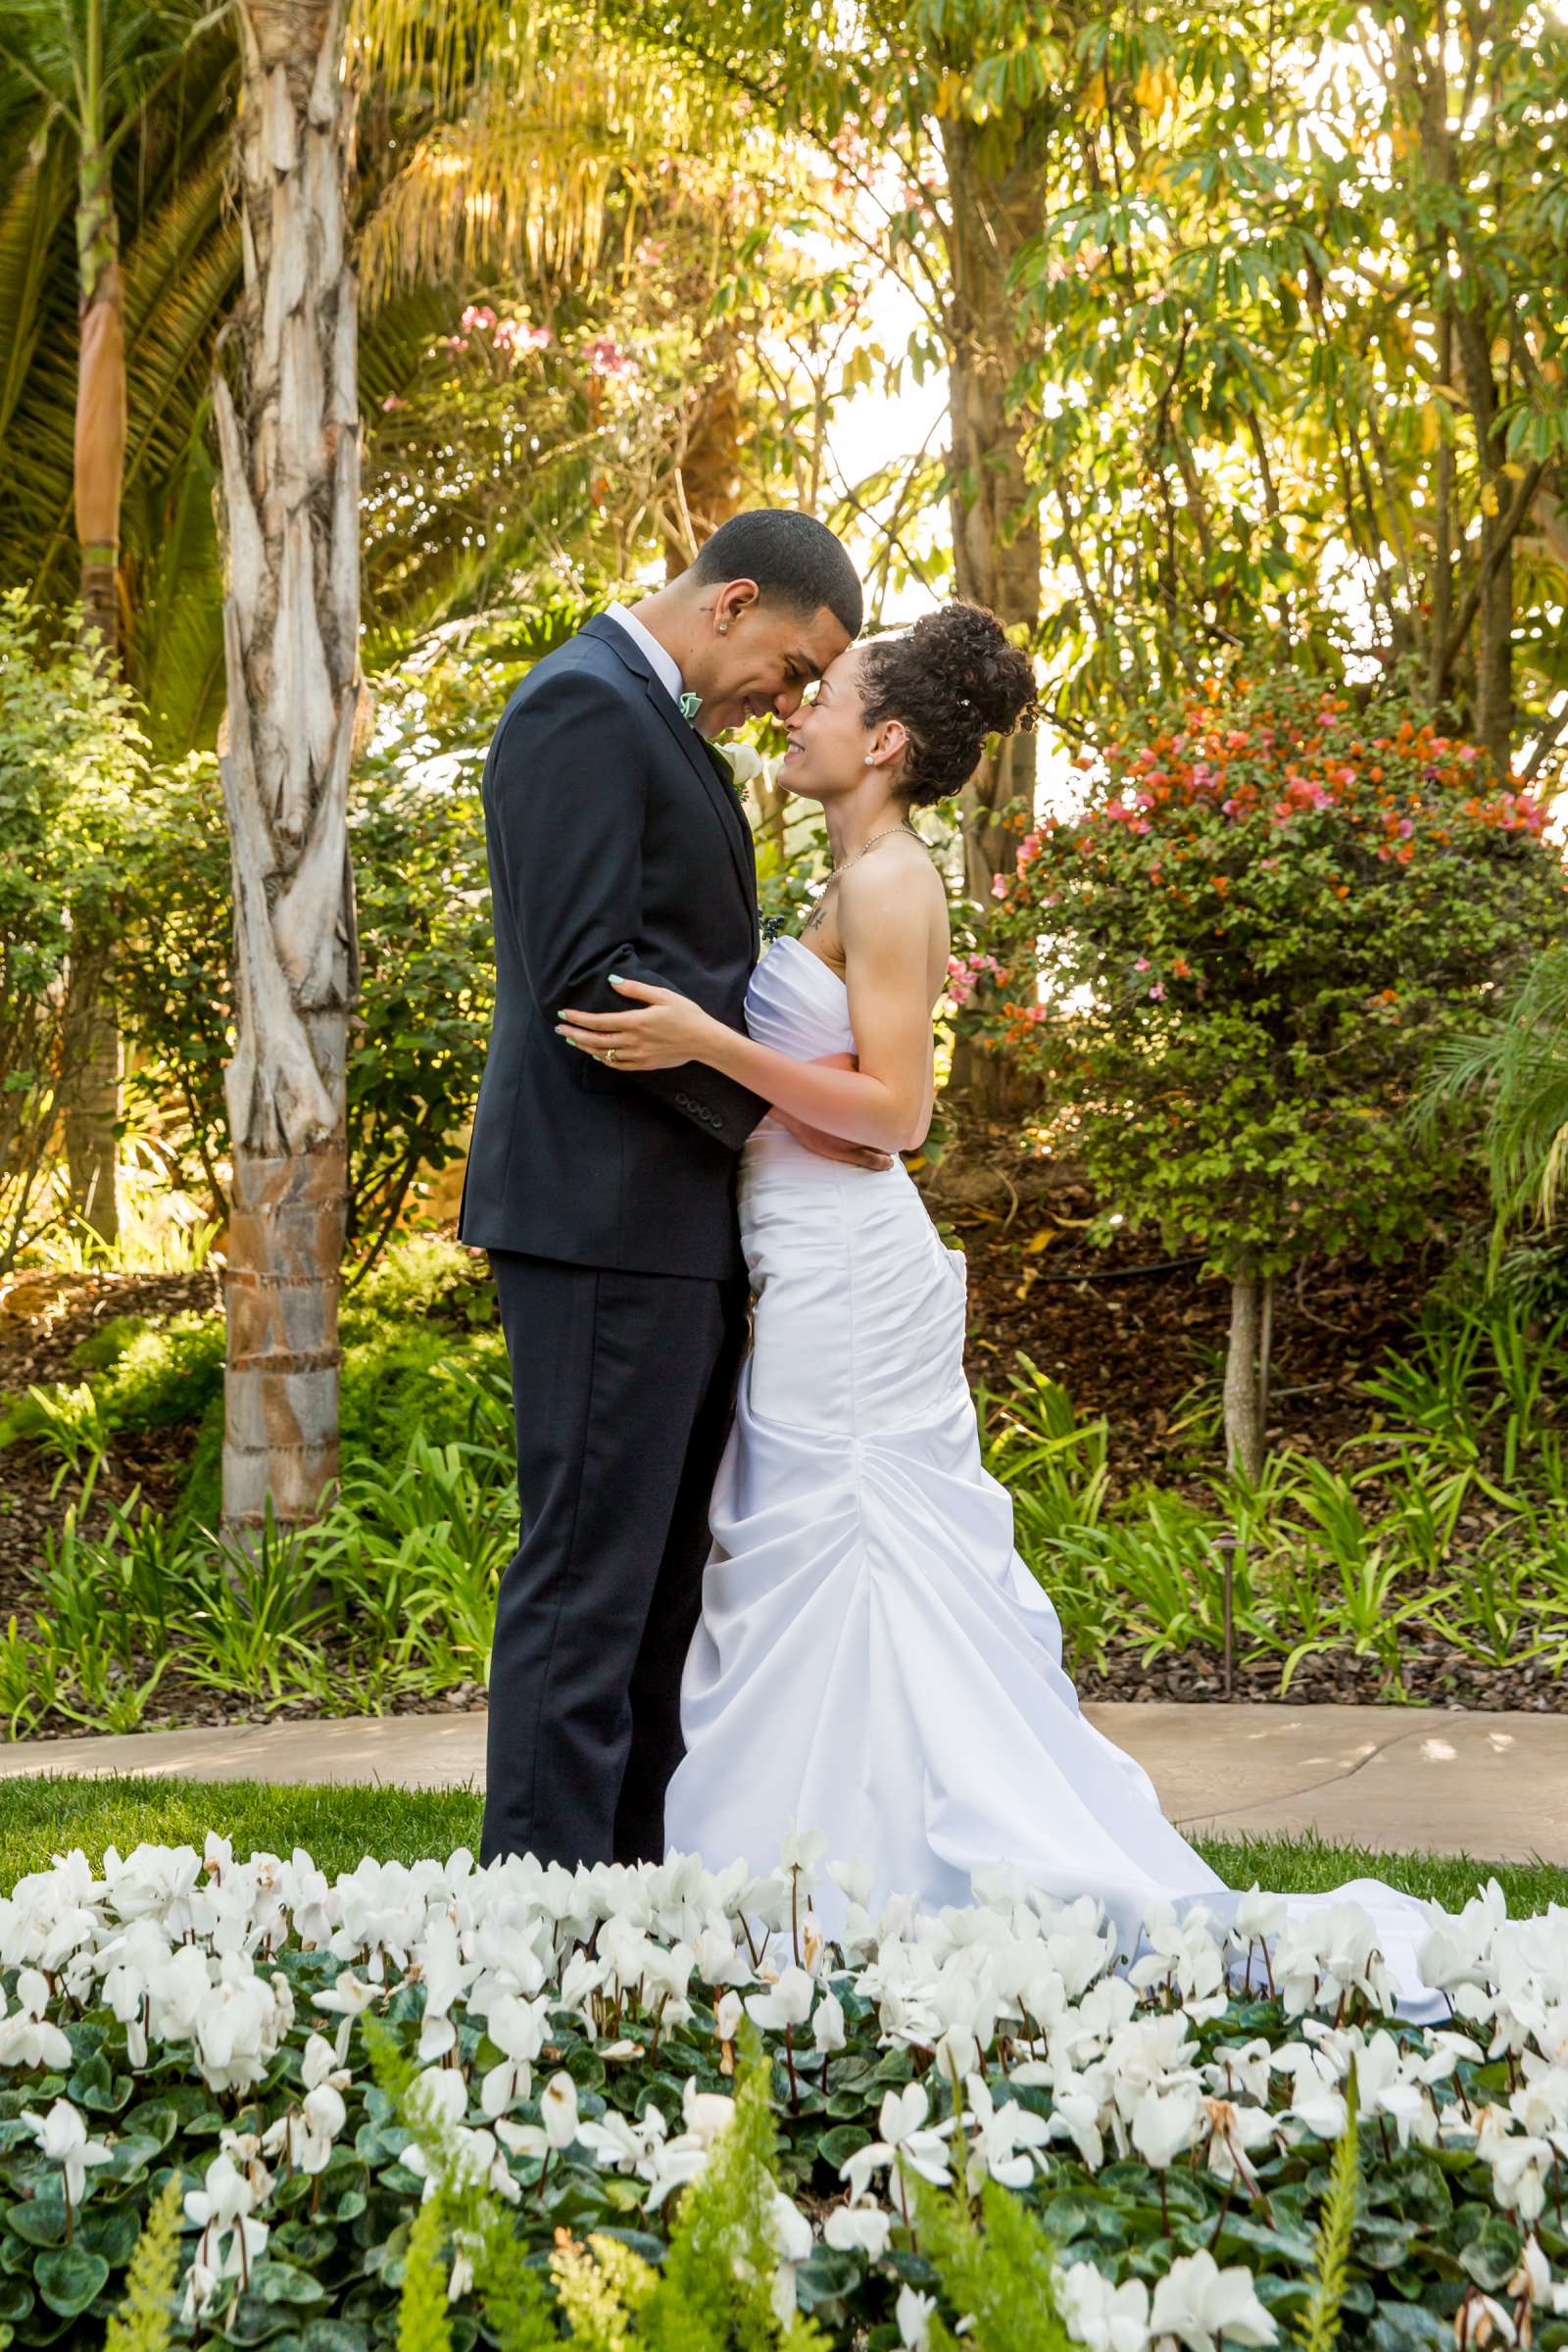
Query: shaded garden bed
2,1196,1565,1738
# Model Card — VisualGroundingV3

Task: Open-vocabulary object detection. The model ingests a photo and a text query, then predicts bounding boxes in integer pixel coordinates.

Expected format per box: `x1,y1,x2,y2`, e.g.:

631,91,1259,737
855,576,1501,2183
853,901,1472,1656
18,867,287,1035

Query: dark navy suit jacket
457,614,768,1279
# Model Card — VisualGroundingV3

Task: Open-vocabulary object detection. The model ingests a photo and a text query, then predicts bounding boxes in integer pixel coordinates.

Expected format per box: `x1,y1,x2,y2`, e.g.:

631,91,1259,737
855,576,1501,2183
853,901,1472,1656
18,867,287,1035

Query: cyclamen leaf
34,2244,111,2317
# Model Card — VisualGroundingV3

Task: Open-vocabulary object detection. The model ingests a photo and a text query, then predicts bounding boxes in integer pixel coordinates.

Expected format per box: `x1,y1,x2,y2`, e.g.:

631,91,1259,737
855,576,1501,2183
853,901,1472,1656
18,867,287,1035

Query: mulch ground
0,1264,483,1739
0,1156,1557,1729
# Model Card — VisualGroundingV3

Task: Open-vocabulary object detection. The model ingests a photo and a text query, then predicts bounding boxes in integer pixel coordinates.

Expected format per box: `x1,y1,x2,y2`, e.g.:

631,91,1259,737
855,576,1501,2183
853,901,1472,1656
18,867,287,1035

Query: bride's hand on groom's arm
556,974,717,1072
556,993,893,1170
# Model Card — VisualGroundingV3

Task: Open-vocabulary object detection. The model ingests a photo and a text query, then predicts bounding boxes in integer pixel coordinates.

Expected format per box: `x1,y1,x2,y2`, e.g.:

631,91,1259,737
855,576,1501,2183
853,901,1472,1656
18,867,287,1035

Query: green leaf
7,2200,68,2249
34,2245,111,2317
1459,2213,1523,2291
299,2325,370,2352
252,2261,329,2308
1369,2307,1448,2351
816,2125,872,2170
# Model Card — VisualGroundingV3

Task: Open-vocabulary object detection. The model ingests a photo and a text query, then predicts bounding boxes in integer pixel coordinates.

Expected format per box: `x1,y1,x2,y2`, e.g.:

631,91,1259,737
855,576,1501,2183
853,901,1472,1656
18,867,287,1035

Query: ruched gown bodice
663,936,1445,2018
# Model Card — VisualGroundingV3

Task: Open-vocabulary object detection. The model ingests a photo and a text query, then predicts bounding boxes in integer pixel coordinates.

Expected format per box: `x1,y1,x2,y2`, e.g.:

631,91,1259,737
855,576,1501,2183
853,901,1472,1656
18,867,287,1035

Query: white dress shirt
603,601,686,706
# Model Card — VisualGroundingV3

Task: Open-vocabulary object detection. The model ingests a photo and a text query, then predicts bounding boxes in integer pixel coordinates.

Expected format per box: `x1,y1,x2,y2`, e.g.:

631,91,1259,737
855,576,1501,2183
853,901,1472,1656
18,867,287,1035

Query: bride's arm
558,869,937,1154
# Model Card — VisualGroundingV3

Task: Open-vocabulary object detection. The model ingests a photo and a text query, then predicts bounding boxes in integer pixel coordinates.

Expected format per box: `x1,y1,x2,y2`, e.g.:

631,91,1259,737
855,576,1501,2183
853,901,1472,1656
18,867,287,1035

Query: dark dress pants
480,1250,749,1869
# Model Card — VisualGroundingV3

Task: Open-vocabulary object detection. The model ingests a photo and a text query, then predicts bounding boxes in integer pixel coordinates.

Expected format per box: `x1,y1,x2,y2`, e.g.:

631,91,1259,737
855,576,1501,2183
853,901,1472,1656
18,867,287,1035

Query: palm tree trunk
940,113,1042,1121
214,0,362,1541
65,0,126,1244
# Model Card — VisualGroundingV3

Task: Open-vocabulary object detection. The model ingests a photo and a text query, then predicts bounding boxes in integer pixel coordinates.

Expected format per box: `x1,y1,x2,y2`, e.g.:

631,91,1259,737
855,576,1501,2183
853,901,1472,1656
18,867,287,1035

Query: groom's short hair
689,511,862,639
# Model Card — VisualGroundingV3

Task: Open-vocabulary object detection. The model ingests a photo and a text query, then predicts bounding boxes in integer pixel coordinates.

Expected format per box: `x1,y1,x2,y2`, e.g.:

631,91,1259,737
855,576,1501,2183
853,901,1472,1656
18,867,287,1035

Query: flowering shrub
963,673,1567,1284
956,672,1568,1471
2,1836,1568,2350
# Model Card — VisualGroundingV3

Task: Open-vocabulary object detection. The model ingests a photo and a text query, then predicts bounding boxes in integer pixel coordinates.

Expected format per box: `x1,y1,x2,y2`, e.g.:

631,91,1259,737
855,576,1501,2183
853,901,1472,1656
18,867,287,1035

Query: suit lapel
581,614,758,922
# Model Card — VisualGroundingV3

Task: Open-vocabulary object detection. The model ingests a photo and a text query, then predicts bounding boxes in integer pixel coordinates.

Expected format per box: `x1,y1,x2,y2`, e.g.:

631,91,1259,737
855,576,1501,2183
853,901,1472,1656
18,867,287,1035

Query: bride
557,602,1445,2016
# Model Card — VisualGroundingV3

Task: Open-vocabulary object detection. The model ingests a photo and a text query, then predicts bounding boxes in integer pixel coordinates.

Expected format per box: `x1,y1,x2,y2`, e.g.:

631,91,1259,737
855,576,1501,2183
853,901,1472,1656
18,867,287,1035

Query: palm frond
121,130,238,494
0,112,72,450
124,417,226,755
1422,944,1568,1237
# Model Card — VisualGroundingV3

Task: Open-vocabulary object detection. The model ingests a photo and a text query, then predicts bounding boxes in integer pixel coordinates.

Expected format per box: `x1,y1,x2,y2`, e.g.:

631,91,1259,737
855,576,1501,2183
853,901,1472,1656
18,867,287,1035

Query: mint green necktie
677,690,702,722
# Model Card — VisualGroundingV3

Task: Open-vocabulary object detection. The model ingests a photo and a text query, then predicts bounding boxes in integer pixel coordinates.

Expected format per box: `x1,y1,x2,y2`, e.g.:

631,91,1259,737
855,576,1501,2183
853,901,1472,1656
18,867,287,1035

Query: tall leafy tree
1006,0,1568,780
2,0,233,1240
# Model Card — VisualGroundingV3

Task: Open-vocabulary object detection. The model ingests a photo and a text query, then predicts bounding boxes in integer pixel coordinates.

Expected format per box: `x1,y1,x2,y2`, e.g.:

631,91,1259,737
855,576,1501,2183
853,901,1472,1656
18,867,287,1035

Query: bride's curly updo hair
858,602,1040,808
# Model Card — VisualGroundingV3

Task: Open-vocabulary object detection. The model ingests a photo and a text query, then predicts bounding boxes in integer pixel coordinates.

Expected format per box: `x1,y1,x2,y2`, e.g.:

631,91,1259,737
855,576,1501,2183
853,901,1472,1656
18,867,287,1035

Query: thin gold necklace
803,819,923,933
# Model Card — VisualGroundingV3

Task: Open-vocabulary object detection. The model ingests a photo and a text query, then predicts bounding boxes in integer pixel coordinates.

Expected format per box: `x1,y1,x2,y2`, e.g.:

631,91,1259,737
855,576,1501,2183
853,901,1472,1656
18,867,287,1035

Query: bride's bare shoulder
837,834,949,971
837,830,945,913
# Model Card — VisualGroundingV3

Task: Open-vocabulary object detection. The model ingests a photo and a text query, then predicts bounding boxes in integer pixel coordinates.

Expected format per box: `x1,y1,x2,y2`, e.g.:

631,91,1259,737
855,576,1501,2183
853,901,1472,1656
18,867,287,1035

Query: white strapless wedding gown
664,936,1446,2017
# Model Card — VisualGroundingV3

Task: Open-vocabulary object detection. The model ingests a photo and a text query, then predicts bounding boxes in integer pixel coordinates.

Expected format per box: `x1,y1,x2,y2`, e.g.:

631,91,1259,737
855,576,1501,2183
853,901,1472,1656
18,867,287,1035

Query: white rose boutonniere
715,740,777,802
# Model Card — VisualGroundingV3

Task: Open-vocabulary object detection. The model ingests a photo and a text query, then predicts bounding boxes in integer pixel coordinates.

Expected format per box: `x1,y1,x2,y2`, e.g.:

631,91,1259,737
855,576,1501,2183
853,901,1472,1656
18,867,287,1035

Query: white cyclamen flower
811,1990,847,2056
746,1967,815,2033
1149,2250,1278,2350
1056,2259,1152,2352
21,2100,112,2207
0,1971,73,2071
897,2284,937,2352
840,2082,955,2202
1130,2082,1201,2172
823,2202,893,2259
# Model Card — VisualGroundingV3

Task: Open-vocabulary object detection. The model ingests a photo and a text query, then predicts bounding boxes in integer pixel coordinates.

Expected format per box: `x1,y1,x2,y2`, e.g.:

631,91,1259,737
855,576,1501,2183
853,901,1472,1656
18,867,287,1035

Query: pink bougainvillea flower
586,335,637,378
495,319,552,355
461,304,498,333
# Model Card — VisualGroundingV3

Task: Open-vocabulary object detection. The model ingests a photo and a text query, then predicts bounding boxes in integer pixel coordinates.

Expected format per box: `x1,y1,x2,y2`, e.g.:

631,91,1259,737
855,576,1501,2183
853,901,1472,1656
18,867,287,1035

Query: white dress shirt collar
603,601,685,705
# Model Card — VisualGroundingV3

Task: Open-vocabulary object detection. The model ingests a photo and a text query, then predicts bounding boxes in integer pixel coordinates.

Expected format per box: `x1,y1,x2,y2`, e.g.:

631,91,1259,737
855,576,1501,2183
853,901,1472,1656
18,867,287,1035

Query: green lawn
0,1773,1559,1916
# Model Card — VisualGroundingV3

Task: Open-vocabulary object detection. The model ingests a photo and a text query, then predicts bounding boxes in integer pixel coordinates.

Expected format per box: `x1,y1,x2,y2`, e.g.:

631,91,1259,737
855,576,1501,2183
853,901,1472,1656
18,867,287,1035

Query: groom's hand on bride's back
774,1054,894,1171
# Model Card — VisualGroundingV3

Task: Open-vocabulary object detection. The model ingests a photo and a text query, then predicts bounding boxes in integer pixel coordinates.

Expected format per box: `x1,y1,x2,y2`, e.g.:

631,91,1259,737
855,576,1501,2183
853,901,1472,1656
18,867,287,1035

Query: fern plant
906,2169,1076,2352
1294,2060,1361,2352
102,2174,183,2352
638,2030,823,2352
397,2194,457,2352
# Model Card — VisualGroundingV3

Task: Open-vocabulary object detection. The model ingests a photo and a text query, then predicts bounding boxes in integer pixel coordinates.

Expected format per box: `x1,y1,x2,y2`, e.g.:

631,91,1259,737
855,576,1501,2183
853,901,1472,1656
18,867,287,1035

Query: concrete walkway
0,1702,1558,1867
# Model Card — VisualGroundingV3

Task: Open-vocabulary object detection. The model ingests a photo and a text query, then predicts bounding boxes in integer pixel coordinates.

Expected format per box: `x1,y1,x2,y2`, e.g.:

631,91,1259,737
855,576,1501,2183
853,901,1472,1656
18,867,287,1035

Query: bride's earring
864,753,875,766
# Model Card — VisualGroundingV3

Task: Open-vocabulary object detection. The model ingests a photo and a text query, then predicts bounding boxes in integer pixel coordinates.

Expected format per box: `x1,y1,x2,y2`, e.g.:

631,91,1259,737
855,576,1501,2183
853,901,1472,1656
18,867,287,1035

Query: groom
460,511,870,1871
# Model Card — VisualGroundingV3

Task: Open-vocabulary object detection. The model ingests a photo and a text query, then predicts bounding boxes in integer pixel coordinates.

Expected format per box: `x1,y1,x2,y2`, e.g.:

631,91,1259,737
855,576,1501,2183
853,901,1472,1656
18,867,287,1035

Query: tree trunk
214,0,362,1542
60,948,120,1247
1474,502,1515,782
662,328,743,579
1224,1265,1265,1485
67,7,126,1244
940,114,1042,1121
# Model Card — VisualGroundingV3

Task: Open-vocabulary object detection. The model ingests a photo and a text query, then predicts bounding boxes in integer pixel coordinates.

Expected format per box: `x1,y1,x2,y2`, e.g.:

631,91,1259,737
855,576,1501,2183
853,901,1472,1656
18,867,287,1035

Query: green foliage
643,2034,822,2352
0,1237,514,1730
1004,0,1568,761
119,692,498,1256
0,597,152,1270
1295,2064,1360,2352
907,2170,1075,2352
1419,942,1568,1269
383,2025,823,2352
103,2174,183,2352
969,673,1568,1285
981,1296,1568,1693
397,2196,458,2352
8,1232,1568,1732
